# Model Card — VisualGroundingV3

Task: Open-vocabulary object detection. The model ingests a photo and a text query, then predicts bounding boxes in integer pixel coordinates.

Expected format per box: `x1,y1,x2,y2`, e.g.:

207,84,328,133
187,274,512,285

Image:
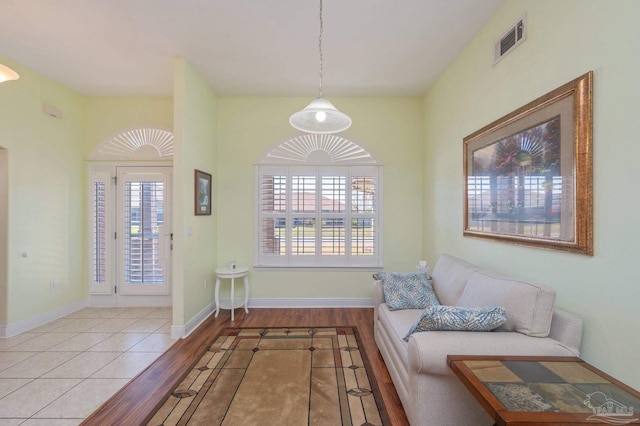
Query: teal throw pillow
406,305,507,338
378,271,440,311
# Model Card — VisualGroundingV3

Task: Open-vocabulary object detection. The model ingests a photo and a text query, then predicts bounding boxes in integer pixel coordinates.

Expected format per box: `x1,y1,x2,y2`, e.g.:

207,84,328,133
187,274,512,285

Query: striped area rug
147,326,388,425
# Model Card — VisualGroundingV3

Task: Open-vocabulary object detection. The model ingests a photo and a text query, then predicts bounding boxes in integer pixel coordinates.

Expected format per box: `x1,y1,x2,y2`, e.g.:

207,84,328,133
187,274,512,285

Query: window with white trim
255,134,382,268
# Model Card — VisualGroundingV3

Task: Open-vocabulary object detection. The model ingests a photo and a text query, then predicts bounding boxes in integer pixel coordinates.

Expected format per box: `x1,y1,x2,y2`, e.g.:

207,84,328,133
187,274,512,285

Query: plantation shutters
256,165,380,268
118,169,171,295
89,171,112,295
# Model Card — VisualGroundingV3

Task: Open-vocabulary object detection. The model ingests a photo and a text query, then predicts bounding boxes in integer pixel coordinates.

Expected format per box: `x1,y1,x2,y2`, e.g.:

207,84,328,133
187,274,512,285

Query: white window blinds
256,165,381,268
123,181,165,284
89,171,112,294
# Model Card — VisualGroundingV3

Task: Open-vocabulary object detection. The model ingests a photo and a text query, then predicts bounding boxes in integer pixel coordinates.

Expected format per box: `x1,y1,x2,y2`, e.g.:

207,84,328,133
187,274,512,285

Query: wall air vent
494,14,526,64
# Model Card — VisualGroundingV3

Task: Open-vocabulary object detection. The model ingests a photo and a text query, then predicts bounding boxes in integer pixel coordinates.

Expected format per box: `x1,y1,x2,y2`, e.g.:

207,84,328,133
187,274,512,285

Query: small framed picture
194,169,212,216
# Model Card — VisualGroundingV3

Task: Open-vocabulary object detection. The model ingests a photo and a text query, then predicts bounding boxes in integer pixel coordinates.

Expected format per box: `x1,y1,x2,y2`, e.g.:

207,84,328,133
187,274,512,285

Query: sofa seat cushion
377,304,422,351
407,329,579,376
406,305,506,337
456,272,555,337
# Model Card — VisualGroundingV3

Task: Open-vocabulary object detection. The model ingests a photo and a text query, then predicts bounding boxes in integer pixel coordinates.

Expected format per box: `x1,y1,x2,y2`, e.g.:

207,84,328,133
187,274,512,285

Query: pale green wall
0,56,86,324
172,59,217,325
216,97,423,299
84,96,173,156
423,0,640,387
0,149,8,324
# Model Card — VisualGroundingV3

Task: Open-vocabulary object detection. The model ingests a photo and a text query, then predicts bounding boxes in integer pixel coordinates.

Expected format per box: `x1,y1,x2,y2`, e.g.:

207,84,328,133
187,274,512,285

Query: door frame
87,161,173,307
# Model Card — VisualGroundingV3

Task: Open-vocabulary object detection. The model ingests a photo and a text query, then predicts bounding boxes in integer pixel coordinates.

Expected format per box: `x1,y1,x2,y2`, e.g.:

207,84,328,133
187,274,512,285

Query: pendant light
289,0,351,134
0,63,19,83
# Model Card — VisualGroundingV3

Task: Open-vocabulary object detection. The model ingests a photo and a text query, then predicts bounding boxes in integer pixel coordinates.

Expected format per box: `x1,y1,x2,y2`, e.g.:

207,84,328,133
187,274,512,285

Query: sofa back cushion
456,272,555,337
431,254,481,305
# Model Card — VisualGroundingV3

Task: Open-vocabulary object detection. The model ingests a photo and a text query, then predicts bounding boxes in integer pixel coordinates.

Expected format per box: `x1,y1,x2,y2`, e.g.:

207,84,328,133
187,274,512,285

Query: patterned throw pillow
405,305,507,338
378,272,440,311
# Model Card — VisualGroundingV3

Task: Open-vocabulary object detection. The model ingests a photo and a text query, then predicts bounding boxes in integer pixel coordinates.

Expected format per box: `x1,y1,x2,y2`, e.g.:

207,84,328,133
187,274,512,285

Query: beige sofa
373,254,583,425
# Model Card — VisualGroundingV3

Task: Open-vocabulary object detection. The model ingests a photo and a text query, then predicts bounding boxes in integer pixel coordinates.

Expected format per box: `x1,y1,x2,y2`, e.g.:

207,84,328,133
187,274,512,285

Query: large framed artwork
463,71,593,255
195,169,212,216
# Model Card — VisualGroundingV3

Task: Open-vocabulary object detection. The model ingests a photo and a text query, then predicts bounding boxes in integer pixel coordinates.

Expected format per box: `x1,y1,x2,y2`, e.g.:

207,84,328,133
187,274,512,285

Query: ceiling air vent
494,14,526,64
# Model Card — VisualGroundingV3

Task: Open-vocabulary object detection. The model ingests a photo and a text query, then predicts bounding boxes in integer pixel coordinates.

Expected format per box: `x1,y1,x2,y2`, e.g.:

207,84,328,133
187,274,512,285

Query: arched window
255,134,382,269
87,126,174,160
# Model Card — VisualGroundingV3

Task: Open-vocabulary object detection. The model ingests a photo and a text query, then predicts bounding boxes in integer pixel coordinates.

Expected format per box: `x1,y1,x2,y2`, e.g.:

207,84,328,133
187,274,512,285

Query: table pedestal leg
230,276,235,321
214,277,221,317
244,275,249,313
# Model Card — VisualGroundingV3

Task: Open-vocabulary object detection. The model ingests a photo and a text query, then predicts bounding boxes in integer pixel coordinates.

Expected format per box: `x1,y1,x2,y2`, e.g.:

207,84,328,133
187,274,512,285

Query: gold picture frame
463,71,593,255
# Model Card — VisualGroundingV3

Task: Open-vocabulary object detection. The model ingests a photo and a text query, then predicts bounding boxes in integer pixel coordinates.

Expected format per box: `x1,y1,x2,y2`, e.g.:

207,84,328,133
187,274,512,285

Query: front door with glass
89,165,172,304
117,168,171,296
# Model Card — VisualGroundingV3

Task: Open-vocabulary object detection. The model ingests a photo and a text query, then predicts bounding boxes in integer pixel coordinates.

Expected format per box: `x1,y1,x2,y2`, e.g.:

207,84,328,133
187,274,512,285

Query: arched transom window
255,134,382,269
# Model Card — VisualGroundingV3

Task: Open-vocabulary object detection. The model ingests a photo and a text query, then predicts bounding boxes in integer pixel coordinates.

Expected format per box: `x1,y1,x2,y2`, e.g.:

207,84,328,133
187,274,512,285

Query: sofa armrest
549,308,583,355
372,279,385,330
407,331,580,376
372,279,385,306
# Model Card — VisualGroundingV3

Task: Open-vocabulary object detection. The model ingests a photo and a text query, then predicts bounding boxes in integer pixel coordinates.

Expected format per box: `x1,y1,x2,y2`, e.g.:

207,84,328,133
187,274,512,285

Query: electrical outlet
204,278,208,288
49,280,56,291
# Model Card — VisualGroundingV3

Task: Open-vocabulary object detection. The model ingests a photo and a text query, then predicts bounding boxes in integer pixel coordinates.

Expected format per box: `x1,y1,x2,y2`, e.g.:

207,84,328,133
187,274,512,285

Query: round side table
214,266,249,321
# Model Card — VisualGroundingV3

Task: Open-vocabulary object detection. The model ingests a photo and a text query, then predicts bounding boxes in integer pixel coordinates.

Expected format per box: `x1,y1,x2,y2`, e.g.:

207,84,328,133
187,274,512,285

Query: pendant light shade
0,63,19,83
290,0,351,134
289,97,352,134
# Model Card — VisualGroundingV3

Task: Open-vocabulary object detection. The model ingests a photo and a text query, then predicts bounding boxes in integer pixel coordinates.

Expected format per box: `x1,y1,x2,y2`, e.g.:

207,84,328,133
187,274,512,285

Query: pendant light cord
318,0,324,98
289,0,351,133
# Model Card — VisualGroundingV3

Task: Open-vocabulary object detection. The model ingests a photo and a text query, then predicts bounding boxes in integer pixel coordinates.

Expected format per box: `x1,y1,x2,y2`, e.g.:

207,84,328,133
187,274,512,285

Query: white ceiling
0,0,504,97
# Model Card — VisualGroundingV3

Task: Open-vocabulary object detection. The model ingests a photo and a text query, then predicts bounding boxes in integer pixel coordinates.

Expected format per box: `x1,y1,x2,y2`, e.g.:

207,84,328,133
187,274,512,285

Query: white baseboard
0,299,88,338
171,301,216,340
248,298,373,308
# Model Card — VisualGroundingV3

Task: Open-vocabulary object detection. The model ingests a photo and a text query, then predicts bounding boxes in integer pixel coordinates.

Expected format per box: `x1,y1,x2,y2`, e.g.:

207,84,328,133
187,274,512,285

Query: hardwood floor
81,308,409,426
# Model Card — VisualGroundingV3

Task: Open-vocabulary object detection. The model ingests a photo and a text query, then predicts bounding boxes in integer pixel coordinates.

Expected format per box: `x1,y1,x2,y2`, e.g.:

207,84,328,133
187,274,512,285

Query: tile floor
0,307,176,425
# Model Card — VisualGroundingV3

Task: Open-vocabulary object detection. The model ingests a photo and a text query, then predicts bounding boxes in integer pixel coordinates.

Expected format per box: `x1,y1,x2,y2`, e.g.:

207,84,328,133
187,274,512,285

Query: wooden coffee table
448,355,640,425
